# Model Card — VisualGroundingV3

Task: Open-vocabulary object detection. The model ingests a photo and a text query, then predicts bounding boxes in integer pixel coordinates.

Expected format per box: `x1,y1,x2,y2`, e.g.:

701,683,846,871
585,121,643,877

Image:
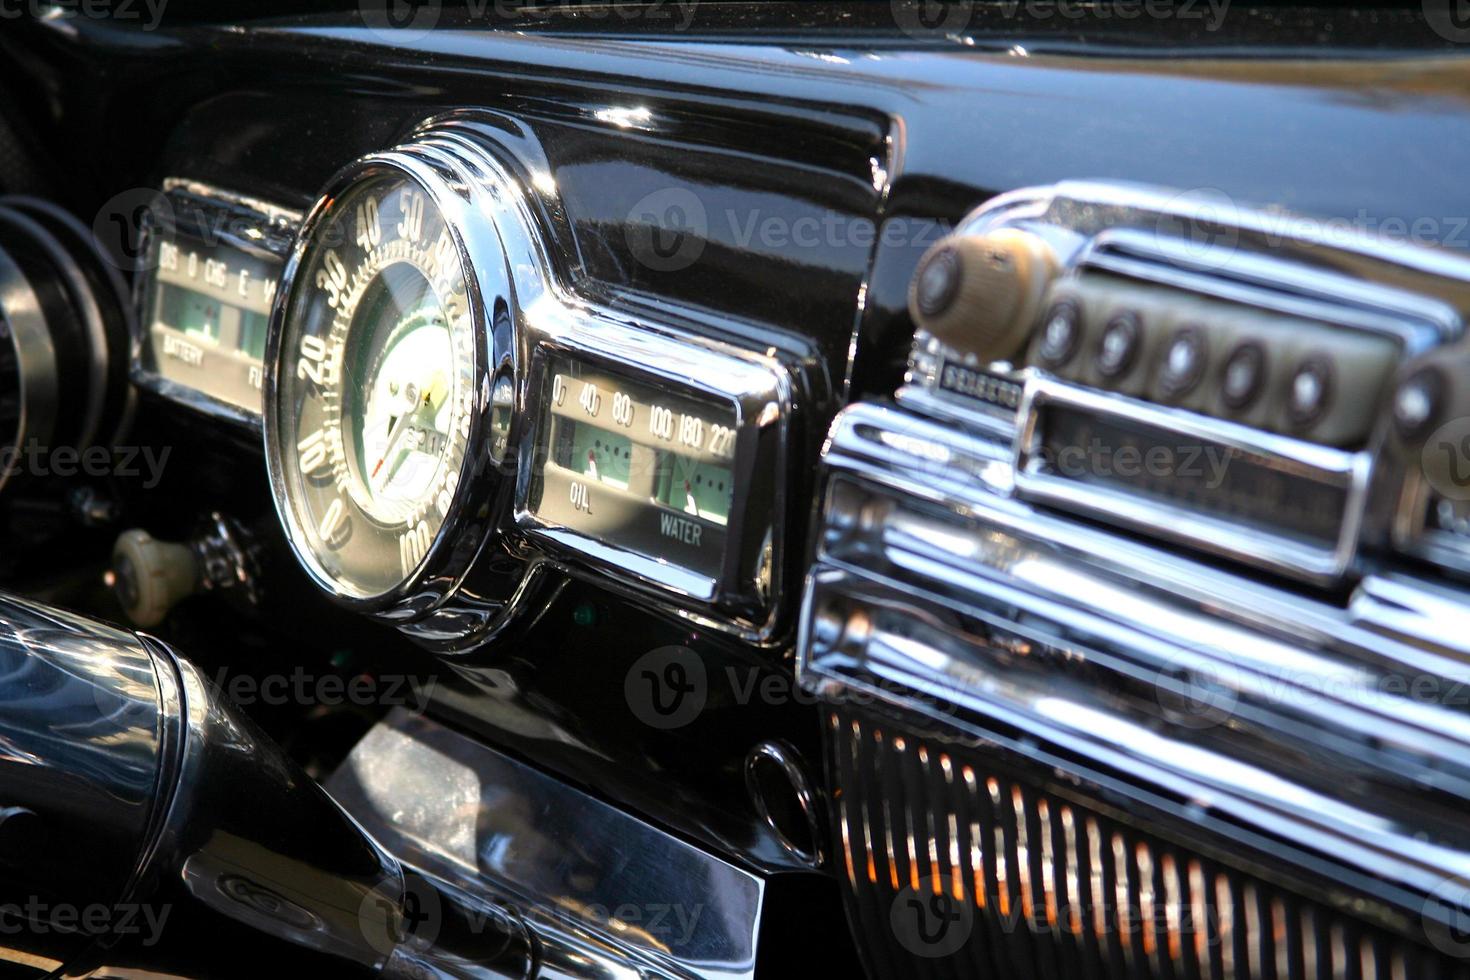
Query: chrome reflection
328,709,765,980
800,399,1470,937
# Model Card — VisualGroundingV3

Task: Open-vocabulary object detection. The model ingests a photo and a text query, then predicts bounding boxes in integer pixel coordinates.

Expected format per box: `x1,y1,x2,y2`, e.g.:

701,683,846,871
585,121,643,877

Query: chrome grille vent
826,709,1470,980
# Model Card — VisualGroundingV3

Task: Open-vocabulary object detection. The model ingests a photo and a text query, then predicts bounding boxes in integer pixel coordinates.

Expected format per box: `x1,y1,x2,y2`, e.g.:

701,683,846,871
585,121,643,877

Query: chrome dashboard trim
328,709,766,980
513,295,792,640
263,138,518,623
159,177,303,226
799,399,1470,930
423,116,794,643
257,116,798,645
1013,373,1372,582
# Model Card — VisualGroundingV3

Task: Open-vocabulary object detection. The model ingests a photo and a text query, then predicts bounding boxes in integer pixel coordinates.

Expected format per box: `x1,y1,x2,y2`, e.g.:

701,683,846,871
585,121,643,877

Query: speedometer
265,145,515,613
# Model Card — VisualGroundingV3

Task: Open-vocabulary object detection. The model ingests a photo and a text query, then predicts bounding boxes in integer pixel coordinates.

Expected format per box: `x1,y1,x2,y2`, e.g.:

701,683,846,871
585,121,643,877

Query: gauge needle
370,411,412,481
371,372,448,492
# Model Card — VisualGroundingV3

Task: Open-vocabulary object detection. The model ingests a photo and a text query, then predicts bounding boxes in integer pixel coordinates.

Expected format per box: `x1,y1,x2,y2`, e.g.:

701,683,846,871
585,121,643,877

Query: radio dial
908,229,1056,362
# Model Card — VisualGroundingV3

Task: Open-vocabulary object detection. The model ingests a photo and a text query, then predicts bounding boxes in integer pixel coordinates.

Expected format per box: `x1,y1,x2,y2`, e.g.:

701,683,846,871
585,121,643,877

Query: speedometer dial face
269,173,478,600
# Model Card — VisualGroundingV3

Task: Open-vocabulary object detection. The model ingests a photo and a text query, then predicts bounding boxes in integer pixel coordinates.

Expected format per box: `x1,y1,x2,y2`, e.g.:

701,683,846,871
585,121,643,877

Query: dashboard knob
908,229,1057,362
1390,348,1470,494
111,529,200,628
1286,353,1334,428
1393,358,1460,444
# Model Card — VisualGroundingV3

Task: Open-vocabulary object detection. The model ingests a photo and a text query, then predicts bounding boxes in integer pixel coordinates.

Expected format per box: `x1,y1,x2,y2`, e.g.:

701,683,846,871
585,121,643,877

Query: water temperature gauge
521,347,788,637
530,356,737,583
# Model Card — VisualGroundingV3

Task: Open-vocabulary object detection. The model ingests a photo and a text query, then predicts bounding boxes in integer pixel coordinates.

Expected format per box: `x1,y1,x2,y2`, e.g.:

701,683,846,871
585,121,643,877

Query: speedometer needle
371,373,448,492
370,421,404,480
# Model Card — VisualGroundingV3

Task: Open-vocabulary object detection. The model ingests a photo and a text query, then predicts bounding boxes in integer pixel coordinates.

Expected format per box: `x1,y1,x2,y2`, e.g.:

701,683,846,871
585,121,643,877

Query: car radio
797,181,1470,980
898,180,1470,584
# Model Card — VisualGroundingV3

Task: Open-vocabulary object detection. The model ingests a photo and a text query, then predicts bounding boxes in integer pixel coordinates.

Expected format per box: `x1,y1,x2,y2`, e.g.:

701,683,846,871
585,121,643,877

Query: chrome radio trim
954,180,1468,341
1013,374,1373,583
799,399,1470,932
131,178,302,430
1390,468,1470,578
904,180,1469,431
1080,228,1452,353
901,179,1470,584
893,182,1470,429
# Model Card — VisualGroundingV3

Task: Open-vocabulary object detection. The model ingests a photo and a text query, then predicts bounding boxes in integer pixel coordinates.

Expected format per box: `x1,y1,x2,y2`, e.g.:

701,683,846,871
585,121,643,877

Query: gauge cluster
134,181,298,424
134,118,802,647
520,333,787,636
529,356,740,580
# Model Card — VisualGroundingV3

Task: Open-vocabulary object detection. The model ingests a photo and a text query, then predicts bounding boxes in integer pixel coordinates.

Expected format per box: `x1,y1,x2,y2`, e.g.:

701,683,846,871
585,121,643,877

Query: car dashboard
1,5,1470,979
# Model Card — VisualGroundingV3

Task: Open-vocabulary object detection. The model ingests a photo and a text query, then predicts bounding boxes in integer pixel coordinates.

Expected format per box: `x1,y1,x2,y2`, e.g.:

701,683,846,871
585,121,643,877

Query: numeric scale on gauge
149,238,280,403
136,183,299,419
530,356,738,584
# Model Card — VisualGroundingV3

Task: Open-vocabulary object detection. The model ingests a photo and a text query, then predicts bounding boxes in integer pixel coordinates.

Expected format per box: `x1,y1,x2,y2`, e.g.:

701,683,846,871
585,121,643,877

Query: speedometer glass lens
271,173,477,599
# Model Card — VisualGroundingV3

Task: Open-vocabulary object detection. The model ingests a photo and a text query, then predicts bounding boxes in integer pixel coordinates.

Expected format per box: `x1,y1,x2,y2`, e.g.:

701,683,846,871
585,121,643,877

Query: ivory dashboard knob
908,228,1057,362
1392,349,1470,444
1392,347,1470,496
111,529,200,628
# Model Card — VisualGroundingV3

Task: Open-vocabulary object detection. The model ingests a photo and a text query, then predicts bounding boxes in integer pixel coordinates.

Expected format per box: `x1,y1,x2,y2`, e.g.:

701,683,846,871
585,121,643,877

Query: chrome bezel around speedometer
264,136,520,621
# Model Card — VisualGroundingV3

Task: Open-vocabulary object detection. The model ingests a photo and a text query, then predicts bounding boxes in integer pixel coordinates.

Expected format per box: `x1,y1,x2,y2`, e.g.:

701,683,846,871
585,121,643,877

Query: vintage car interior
2,2,1470,977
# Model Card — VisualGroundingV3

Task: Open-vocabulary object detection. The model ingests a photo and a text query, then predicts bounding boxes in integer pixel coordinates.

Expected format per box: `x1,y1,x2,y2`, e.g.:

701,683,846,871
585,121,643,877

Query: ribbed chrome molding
798,399,1470,938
